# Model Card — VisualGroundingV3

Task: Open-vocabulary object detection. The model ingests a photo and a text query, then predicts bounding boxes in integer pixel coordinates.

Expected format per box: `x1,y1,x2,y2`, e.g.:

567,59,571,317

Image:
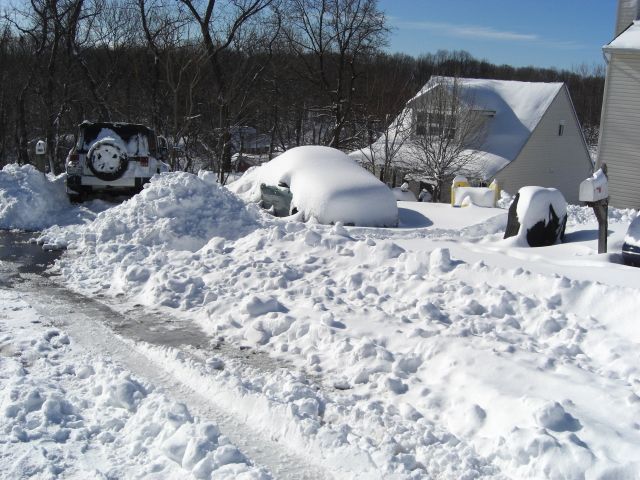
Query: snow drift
0,164,70,230
43,171,260,252
30,165,640,479
228,146,398,227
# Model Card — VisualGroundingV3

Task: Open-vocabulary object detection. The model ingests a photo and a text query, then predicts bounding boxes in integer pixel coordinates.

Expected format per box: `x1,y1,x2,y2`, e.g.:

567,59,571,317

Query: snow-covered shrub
503,186,567,247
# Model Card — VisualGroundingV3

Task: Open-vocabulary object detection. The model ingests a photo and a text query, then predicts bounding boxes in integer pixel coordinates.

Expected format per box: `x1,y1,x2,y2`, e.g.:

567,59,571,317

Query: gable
409,78,563,177
607,21,640,51
494,87,592,203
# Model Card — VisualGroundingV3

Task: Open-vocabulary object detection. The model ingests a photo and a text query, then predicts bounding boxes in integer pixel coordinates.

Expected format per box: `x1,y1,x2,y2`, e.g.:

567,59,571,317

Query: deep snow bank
43,171,260,252
228,146,398,227
0,164,70,230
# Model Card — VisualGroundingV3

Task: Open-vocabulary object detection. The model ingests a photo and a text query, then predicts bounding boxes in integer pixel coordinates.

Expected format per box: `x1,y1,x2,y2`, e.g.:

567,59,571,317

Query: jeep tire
87,139,129,181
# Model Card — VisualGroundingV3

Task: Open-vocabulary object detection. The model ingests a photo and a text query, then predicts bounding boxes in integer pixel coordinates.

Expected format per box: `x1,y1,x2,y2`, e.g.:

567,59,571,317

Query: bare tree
357,107,411,184
0,22,9,165
354,53,415,183
402,77,489,202
178,0,276,183
284,0,388,149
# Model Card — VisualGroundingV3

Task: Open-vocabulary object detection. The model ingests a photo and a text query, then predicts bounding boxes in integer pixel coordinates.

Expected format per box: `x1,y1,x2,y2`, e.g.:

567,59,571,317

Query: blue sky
379,0,618,70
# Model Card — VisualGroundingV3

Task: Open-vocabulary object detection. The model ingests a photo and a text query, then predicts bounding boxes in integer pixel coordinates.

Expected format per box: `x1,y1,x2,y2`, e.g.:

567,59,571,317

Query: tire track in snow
12,272,332,480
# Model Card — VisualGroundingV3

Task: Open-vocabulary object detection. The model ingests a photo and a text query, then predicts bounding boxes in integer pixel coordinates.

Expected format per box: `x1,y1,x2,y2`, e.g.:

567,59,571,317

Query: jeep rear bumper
66,175,151,194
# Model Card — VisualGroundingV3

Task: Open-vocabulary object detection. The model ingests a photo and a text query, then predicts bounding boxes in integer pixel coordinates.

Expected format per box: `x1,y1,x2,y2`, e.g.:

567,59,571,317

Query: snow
516,186,567,228
606,20,640,50
41,170,260,252
452,187,495,208
3,168,640,478
0,291,270,479
90,128,128,152
229,146,398,227
392,186,417,202
624,215,640,247
87,128,150,157
0,164,111,231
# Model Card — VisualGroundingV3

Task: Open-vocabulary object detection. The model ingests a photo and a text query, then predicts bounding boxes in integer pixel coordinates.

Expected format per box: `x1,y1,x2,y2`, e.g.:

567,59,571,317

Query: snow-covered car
65,121,170,200
622,216,640,266
228,146,398,227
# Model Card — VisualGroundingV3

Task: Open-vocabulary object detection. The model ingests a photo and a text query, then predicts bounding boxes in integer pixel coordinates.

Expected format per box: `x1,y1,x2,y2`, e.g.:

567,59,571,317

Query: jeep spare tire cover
87,137,129,181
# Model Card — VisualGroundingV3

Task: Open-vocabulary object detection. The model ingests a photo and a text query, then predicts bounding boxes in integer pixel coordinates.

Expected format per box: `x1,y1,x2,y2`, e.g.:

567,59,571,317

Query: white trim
561,85,594,172
596,54,615,170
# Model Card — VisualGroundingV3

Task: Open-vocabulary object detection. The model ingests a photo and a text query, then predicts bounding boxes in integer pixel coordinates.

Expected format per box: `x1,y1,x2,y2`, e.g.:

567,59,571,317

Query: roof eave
603,45,640,53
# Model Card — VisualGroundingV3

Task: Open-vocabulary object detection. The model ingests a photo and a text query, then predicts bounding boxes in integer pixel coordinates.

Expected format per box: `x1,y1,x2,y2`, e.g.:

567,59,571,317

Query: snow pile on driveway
229,146,398,227
0,164,70,230
41,170,640,478
0,163,112,231
42,170,260,252
0,291,270,479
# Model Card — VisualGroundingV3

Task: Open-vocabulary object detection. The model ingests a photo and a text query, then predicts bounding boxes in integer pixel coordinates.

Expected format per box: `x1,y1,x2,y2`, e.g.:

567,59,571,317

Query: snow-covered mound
392,186,417,202
0,164,70,230
496,190,513,209
624,215,640,247
229,146,398,227
47,171,259,252
567,203,637,226
453,187,495,208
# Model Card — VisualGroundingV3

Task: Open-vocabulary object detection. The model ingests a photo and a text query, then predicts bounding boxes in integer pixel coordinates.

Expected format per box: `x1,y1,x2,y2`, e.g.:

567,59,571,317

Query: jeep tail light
68,153,79,164
137,156,149,166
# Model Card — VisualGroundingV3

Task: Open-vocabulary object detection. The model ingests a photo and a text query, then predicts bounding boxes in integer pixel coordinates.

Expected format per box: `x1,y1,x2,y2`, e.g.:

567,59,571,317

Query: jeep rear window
78,124,157,156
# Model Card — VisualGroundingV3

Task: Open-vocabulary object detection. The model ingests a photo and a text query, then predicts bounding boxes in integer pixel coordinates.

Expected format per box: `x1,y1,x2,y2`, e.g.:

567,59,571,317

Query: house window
415,111,456,138
558,121,565,136
415,112,427,136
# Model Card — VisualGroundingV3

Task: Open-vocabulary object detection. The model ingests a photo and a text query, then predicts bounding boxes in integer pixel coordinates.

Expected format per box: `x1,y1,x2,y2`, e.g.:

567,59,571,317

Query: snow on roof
351,77,564,179
606,20,640,50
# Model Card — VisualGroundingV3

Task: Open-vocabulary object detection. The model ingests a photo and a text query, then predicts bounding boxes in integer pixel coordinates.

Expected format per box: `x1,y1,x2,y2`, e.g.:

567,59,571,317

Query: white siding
616,0,639,37
597,52,640,208
495,88,592,204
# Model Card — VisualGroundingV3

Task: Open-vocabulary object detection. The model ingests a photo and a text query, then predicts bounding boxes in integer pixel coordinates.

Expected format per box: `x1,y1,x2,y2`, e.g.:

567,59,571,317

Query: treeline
0,0,604,177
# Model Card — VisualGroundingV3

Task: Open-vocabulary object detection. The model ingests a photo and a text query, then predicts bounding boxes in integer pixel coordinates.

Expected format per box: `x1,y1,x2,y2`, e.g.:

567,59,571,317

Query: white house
597,0,640,208
352,77,593,203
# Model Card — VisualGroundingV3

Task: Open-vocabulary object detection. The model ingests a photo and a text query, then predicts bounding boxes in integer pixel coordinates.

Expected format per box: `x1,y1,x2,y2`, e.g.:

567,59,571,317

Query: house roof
605,20,640,51
351,77,564,179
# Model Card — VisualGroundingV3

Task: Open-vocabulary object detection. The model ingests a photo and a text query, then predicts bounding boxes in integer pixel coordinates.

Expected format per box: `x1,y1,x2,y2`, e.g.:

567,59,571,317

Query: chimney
615,0,640,36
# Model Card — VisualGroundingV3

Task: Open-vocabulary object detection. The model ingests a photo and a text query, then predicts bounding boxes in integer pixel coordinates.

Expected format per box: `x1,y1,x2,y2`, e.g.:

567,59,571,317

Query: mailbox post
35,140,47,173
579,164,609,254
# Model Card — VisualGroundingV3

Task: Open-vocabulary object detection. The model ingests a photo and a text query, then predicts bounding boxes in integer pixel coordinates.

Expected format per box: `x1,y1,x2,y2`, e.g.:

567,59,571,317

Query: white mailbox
579,168,608,203
35,140,46,155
